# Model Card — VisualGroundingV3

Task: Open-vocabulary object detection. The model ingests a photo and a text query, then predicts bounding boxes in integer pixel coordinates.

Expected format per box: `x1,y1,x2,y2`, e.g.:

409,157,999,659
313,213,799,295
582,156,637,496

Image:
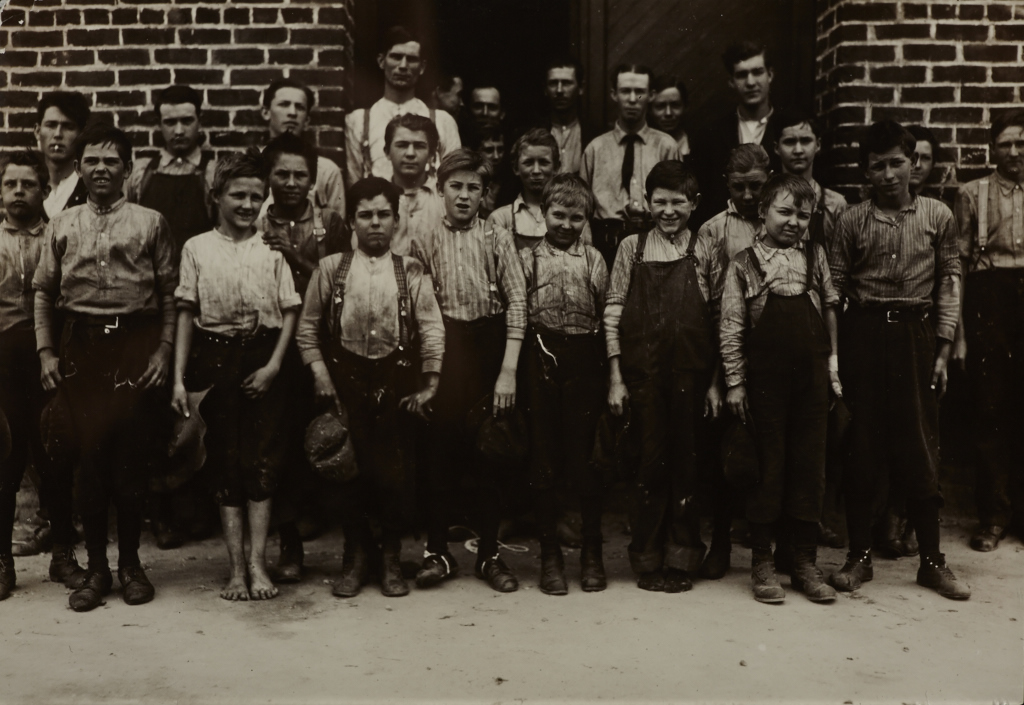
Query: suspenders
330,252,414,351
138,151,215,203
256,207,328,260
632,229,698,268
362,106,437,179
744,242,817,293
977,177,990,252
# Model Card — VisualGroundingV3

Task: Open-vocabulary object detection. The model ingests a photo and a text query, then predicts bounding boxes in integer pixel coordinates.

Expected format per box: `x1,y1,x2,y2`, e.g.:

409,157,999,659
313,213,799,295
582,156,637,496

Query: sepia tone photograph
1,0,1023,702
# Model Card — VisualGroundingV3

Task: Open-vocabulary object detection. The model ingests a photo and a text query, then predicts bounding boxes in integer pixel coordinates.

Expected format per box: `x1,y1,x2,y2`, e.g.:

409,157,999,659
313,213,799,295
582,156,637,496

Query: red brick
95,91,147,107
119,69,171,86
993,67,1024,83
936,24,989,41
40,50,94,67
932,65,986,82
830,106,866,124
958,166,990,183
166,7,192,23
4,133,37,148
318,89,345,108
269,49,315,65
901,86,955,103
994,25,1024,41
927,127,953,143
4,91,44,108
281,7,313,22
55,9,81,24
829,23,868,45
230,69,281,85
178,28,231,44
195,7,220,23
961,147,988,165
956,127,990,145
223,7,249,24
902,3,928,19
154,48,208,64
837,2,896,21
67,70,115,87
207,89,262,107
252,8,278,23
875,24,930,39
902,44,957,62
126,131,151,148
873,106,924,123
29,9,56,25
10,113,40,129
111,8,137,24
139,9,163,23
99,49,150,65
963,44,1019,62
959,4,985,19
987,4,1012,21
117,111,157,129
836,85,895,104
930,3,956,18
291,69,341,87
234,27,287,44
198,112,230,128
213,49,265,66
67,28,119,45
11,30,64,47
962,85,1016,103
173,68,225,85
291,28,348,45
318,50,348,68
871,65,926,84
2,9,26,24
837,45,896,63
122,28,175,44
12,71,62,87
4,51,39,67
319,7,349,24
232,110,267,128
210,132,257,148
83,9,109,24
931,107,985,123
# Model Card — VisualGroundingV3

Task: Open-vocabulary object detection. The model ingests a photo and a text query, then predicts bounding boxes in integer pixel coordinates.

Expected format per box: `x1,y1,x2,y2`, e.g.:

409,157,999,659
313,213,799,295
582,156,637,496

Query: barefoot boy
171,151,302,601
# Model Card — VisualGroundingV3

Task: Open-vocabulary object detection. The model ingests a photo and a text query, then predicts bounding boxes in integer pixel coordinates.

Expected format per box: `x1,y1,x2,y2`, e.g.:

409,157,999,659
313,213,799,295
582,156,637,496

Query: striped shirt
827,196,961,341
700,201,761,267
955,171,1024,272
520,237,608,335
719,236,839,388
413,217,527,339
392,185,444,264
0,218,46,334
486,195,593,249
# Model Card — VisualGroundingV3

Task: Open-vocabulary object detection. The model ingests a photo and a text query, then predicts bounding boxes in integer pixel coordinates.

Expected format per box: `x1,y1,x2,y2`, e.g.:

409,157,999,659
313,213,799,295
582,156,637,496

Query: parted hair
346,177,401,221
645,160,699,201
511,128,561,172
154,85,203,120
722,41,772,73
990,109,1024,143
262,132,319,181
610,63,655,90
37,91,91,131
541,173,595,219
725,143,771,176
650,75,689,107
262,78,315,110
776,112,822,139
384,113,440,157
858,120,916,169
72,122,133,165
437,148,494,188
0,150,50,190
758,173,816,214
211,148,267,197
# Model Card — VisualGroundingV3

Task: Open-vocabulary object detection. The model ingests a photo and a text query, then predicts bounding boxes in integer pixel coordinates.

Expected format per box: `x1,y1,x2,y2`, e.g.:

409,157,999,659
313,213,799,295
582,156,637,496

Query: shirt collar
1,217,46,236
993,170,1024,194
737,107,774,125
541,236,584,256
651,226,690,247
266,201,314,224
442,214,480,232
513,196,544,218
158,146,203,169
87,196,126,215
380,96,426,113
754,230,804,259
726,200,760,223
870,195,918,220
613,122,651,145
354,246,390,265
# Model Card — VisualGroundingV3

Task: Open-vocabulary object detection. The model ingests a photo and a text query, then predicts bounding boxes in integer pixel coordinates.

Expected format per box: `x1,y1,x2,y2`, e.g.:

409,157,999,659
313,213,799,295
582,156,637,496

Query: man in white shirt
35,92,90,218
345,26,461,187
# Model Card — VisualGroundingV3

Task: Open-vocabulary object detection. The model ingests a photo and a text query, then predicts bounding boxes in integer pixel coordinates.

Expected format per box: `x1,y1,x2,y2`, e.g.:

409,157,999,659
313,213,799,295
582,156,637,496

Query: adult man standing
345,26,461,187
954,110,1024,552
542,57,587,174
36,92,90,218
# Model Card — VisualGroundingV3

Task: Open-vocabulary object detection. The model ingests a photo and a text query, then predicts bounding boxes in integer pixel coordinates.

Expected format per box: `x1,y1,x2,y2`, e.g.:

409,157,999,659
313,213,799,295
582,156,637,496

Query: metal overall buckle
103,316,120,335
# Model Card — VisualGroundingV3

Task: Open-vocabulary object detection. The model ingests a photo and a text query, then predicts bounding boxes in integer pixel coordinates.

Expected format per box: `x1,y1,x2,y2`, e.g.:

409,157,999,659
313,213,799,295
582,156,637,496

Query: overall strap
429,106,436,124
361,108,373,179
328,252,356,339
684,229,698,259
137,155,161,202
632,230,649,267
804,241,816,293
198,151,215,190
483,228,501,310
977,177,990,252
391,253,412,351
745,246,766,282
312,206,327,261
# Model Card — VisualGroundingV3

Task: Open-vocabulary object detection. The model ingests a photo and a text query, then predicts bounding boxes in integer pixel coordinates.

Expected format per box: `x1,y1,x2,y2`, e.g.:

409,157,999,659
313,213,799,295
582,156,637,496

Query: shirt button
370,330,376,336
891,254,897,259
100,260,107,266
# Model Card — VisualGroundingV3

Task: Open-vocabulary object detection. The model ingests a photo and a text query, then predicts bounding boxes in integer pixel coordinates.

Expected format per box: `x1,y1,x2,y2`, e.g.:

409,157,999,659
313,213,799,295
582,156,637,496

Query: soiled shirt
125,146,218,204
700,201,762,269
345,97,461,186
719,236,839,388
955,171,1024,272
43,172,81,219
487,195,593,249
520,237,608,335
550,120,582,174
295,250,445,374
256,203,349,300
259,156,346,218
393,185,444,263
828,196,961,342
175,229,302,337
413,217,527,339
33,198,178,350
604,227,718,358
581,123,680,222
0,218,46,333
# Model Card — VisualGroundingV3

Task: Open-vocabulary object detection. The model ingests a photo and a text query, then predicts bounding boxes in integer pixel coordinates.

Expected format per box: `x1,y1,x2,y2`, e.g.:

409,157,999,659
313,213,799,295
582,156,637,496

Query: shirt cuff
506,327,525,341
299,347,324,366
935,324,956,343
421,359,442,375
35,325,54,353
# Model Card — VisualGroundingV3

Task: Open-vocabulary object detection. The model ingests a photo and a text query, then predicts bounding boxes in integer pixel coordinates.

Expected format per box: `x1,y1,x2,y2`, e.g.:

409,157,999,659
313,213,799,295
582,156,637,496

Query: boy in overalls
720,174,842,603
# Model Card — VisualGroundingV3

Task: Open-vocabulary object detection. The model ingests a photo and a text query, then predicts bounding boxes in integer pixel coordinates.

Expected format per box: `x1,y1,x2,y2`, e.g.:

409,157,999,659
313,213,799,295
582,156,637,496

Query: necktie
621,133,642,192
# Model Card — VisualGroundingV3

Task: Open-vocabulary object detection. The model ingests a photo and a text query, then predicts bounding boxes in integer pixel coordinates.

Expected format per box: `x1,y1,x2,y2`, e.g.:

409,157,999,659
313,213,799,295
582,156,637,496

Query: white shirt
738,108,774,146
43,172,80,218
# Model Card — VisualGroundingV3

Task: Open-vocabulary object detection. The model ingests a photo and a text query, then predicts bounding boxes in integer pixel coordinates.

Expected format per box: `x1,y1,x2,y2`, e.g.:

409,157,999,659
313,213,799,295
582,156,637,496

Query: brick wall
815,0,1024,200
0,0,353,166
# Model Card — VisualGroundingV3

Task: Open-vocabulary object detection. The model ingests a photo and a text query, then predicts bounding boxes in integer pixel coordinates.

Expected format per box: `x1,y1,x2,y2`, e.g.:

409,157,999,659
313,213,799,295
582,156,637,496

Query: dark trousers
964,270,1024,527
426,316,506,559
625,369,708,573
524,331,606,544
839,305,942,553
0,326,74,551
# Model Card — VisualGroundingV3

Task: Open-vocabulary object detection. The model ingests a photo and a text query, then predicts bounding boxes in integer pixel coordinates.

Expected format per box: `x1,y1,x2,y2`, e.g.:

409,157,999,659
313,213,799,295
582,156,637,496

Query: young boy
521,174,608,594
719,174,842,604
34,124,177,612
1,151,84,600
699,144,770,264
384,114,444,261
170,150,302,601
295,177,445,598
35,92,91,218
606,160,722,592
487,129,561,250
412,149,528,593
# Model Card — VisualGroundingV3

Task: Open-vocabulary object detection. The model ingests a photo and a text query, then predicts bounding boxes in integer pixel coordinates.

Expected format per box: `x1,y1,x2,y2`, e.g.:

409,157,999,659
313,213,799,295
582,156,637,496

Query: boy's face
480,137,505,165
35,106,81,167
761,191,811,248
544,201,588,249
776,122,819,177
513,145,555,195
268,153,312,210
648,187,696,237
379,41,424,91
909,141,934,190
351,194,396,255
993,125,1024,181
159,102,201,158
76,142,130,206
470,88,504,129
262,87,309,139
545,67,581,112
214,177,266,233
1,165,48,224
728,53,772,110
435,77,463,115
387,126,432,180
611,72,651,126
440,169,484,227
726,169,768,220
864,147,912,202
649,87,685,134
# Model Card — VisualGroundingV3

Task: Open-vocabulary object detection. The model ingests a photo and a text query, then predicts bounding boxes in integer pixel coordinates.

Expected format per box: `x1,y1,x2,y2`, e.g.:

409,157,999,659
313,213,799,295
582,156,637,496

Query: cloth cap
465,394,529,464
305,407,358,483
155,388,211,493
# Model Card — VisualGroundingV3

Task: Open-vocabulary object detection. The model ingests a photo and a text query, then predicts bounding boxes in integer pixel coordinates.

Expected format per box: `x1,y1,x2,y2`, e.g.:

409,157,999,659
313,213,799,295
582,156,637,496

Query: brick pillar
2,0,354,167
816,0,1024,200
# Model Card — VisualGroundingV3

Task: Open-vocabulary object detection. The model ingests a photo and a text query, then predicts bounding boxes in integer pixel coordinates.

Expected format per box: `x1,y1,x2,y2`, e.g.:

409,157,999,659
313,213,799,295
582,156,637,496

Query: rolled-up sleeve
816,243,840,308
954,184,977,263
296,263,331,366
934,210,962,342
151,215,179,345
276,254,303,313
826,210,854,297
495,229,528,340
719,257,751,389
32,222,62,352
408,261,445,374
174,241,199,311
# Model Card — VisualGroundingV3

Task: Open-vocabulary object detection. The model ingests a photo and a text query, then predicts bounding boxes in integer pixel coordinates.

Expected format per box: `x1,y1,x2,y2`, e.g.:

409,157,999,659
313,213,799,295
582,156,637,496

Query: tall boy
412,149,528,593
35,91,90,218
385,114,444,261
34,124,178,612
522,174,609,594
296,177,445,597
487,128,561,250
700,144,770,264
720,174,841,604
605,160,723,592
0,151,83,600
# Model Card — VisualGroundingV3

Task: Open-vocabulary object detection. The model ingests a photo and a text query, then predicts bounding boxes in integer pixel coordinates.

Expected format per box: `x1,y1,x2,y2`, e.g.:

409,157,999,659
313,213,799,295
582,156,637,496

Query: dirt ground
1,513,1022,705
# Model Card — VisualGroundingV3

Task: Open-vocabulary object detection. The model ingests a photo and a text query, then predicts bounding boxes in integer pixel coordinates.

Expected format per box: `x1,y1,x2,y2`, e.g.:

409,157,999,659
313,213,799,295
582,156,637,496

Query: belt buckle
103,316,119,334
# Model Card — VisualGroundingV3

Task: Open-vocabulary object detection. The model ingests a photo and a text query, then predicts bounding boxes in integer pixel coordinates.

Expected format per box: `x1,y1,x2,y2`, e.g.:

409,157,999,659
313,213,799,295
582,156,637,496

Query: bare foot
248,562,279,600
221,574,249,601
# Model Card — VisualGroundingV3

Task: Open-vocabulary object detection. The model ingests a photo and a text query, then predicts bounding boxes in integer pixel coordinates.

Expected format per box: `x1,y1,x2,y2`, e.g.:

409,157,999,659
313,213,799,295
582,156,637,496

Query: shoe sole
123,592,154,606
581,583,606,592
414,573,452,589
382,588,410,597
540,585,568,595
753,595,785,604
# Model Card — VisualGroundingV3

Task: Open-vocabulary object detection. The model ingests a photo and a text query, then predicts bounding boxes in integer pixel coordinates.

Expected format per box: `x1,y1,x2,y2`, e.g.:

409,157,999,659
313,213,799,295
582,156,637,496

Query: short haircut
383,113,440,157
907,125,942,160
542,173,594,218
990,109,1024,143
380,25,420,54
436,71,461,93
437,148,494,189
759,173,816,212
154,84,203,121
545,55,584,85
72,122,133,165
725,143,771,175
262,78,315,110
346,176,401,221
722,41,772,73
470,80,502,101
262,132,318,181
645,160,700,200
610,63,655,90
211,148,266,197
511,128,561,172
859,120,916,169
776,111,822,140
650,75,689,107
37,91,90,130
470,126,506,150
0,150,50,190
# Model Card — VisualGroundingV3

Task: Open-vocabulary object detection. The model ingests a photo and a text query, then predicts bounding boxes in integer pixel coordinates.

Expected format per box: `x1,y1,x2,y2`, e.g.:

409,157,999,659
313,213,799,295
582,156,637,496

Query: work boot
475,554,518,593
917,553,971,600
874,510,906,558
817,521,844,548
901,522,919,557
0,553,15,600
772,543,794,575
580,540,606,592
415,550,459,588
118,565,155,606
152,520,185,551
273,532,304,584
663,568,693,593
49,545,88,589
380,543,409,597
332,542,369,598
751,558,785,604
636,570,665,592
790,547,836,603
829,549,873,592
12,524,52,556
699,543,731,580
539,544,568,595
69,567,113,612
969,525,1006,553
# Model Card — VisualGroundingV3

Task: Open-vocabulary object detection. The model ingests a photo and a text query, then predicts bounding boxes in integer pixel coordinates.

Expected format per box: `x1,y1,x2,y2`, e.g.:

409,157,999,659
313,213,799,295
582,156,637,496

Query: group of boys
3,33,1023,612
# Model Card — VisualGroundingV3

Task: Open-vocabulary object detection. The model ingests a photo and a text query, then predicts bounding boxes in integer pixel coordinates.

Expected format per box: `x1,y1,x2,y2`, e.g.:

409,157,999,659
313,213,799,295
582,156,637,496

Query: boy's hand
39,349,62,391
310,363,342,414
726,384,749,420
241,363,280,399
931,340,952,399
951,336,967,371
170,383,190,417
400,386,436,421
608,379,629,417
493,368,517,416
704,382,723,419
138,342,172,389
829,370,843,398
